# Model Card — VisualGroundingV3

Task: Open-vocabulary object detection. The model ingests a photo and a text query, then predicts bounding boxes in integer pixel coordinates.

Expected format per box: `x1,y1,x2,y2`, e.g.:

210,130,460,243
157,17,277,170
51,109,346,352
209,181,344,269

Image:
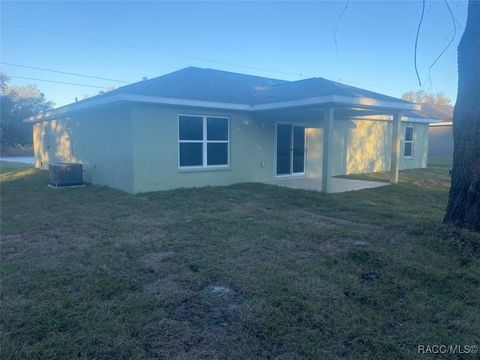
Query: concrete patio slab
265,177,389,193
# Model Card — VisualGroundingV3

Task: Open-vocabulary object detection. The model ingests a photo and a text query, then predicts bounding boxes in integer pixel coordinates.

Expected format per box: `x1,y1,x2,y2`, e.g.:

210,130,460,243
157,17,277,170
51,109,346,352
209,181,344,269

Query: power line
428,0,457,70
1,22,306,78
1,22,412,96
414,0,426,87
1,23,412,97
7,75,111,89
1,62,130,83
333,0,350,52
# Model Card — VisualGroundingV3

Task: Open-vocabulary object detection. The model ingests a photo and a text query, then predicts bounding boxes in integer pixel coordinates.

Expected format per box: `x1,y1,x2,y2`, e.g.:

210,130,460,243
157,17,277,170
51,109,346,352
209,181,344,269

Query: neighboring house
26,67,434,193
420,103,454,157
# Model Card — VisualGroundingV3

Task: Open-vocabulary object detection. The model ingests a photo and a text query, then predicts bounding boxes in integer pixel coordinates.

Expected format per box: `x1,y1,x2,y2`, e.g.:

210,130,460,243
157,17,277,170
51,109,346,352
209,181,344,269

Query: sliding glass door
276,124,305,176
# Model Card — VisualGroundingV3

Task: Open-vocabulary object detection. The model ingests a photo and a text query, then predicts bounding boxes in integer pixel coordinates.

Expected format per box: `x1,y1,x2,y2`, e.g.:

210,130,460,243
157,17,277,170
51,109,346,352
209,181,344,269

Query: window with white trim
404,125,414,158
178,115,229,168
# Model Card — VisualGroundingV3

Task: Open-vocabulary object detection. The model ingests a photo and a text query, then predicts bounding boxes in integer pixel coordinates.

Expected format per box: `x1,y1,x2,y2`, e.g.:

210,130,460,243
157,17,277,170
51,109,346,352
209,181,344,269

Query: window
404,125,414,158
179,115,203,167
178,115,229,168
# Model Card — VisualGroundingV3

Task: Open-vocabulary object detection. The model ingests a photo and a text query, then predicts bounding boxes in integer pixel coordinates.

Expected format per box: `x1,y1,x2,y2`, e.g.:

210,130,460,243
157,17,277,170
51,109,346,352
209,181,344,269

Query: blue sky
1,1,468,107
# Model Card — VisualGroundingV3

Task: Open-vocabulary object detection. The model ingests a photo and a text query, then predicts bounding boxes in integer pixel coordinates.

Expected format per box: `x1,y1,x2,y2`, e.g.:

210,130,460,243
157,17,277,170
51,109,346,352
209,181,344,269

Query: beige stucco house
26,67,432,193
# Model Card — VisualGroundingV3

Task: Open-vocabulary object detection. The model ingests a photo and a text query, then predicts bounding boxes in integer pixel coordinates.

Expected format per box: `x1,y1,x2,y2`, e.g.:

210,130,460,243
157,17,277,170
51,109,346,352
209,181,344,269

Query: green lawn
1,159,479,359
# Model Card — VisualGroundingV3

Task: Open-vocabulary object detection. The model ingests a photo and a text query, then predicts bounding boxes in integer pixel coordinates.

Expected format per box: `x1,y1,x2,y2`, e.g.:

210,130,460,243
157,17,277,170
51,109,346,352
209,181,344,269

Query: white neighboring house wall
428,121,453,157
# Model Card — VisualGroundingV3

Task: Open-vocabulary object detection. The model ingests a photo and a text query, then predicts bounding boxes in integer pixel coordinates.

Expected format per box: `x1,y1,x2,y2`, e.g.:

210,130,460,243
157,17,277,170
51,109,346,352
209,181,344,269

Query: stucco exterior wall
400,122,429,170
33,105,135,192
328,119,428,176
130,105,276,193
305,122,323,179
32,104,430,193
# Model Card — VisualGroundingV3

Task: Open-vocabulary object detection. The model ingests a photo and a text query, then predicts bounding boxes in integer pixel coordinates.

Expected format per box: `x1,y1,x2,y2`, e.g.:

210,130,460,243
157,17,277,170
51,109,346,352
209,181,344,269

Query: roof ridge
195,66,289,83
269,76,335,88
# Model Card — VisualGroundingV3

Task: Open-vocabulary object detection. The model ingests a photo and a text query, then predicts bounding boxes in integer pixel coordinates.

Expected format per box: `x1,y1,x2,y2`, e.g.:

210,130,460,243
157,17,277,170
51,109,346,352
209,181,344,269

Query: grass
0,161,31,173
0,144,34,157
1,158,479,359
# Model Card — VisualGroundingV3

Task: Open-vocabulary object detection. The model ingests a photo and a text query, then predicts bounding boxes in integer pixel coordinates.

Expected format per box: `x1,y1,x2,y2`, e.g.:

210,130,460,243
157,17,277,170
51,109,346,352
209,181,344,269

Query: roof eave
23,94,254,123
352,115,438,124
252,95,418,112
24,93,418,123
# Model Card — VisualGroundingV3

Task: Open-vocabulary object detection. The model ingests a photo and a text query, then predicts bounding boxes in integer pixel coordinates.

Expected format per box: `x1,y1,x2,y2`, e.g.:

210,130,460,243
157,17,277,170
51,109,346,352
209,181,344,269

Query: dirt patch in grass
144,278,258,358
175,283,243,325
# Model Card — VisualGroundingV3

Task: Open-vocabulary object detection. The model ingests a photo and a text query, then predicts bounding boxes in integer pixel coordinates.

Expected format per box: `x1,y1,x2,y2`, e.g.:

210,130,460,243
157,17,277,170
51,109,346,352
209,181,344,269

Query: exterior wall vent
48,163,83,187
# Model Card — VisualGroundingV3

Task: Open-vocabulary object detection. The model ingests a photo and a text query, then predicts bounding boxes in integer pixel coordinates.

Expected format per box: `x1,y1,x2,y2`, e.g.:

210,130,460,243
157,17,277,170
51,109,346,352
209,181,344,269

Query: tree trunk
443,0,480,231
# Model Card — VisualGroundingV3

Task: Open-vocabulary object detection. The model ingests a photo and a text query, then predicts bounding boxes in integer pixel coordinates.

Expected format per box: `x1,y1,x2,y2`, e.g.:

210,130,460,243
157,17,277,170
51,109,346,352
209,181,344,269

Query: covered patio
254,95,423,193
266,176,389,193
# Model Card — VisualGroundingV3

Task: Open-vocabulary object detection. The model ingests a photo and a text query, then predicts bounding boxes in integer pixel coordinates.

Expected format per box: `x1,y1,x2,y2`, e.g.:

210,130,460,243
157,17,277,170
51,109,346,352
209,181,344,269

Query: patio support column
390,112,402,184
322,107,335,193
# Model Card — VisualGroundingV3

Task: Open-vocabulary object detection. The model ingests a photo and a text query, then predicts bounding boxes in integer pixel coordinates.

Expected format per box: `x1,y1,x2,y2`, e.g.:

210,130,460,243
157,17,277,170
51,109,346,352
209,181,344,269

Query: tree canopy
401,90,452,105
0,73,54,147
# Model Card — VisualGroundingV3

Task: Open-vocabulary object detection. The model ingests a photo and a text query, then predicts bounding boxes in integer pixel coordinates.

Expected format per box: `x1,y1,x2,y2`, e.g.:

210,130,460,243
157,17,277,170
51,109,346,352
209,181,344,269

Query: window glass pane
179,116,203,140
207,143,228,166
404,142,413,157
405,126,414,141
207,117,228,141
293,126,305,173
180,143,203,166
276,124,292,175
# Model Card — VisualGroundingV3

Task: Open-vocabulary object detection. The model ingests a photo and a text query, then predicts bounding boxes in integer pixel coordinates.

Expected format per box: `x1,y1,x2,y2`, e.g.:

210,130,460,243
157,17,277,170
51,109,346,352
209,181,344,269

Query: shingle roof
101,67,286,104
82,66,411,106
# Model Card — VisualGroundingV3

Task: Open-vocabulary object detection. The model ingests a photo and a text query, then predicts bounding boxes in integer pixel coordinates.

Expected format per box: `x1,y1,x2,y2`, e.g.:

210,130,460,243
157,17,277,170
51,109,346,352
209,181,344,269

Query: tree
0,73,9,91
0,73,54,147
443,0,480,231
401,90,452,105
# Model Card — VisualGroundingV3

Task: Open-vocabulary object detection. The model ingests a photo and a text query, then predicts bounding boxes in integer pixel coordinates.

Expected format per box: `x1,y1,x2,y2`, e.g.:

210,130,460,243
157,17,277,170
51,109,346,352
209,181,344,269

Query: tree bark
443,0,480,231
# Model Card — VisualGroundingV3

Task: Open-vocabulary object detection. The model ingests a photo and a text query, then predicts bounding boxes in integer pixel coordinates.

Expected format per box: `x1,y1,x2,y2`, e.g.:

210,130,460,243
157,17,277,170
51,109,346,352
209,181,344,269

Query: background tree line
401,90,452,106
0,73,54,153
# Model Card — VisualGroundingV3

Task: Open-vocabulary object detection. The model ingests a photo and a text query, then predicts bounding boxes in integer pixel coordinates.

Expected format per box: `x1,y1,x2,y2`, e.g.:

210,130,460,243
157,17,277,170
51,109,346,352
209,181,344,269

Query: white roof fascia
252,95,418,111
25,93,418,123
24,94,252,122
352,114,439,124
429,121,453,127
404,117,438,124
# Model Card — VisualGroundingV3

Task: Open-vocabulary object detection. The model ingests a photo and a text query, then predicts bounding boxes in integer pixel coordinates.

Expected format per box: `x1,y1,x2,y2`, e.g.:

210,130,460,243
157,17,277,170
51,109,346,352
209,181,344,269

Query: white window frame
178,114,230,169
404,125,414,159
